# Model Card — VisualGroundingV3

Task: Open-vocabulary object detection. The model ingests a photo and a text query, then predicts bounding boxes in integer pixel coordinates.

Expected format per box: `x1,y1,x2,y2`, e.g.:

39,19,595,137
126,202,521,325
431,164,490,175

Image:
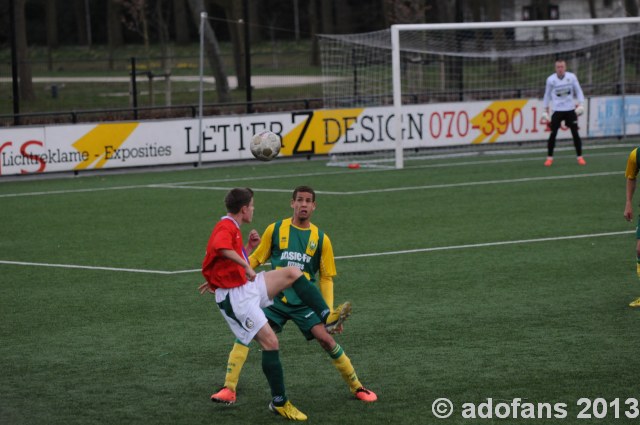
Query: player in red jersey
201,187,337,421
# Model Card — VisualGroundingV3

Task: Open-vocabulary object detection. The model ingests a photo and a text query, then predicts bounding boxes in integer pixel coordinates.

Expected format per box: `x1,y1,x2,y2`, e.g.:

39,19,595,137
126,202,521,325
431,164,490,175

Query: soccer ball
250,130,281,161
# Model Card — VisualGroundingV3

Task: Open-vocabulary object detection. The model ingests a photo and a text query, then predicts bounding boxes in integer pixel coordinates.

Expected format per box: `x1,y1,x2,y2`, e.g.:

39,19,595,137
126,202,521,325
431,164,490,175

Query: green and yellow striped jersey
249,218,336,306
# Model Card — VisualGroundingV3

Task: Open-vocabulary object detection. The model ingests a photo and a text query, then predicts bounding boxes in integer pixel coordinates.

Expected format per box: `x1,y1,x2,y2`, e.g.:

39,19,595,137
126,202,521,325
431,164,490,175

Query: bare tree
74,0,89,46
46,0,58,71
154,0,171,70
173,0,190,44
320,0,333,33
624,0,639,16
16,0,35,101
46,0,59,48
119,0,152,61
219,0,246,90
383,0,429,25
310,0,320,66
186,0,230,102
107,0,124,70
588,0,599,34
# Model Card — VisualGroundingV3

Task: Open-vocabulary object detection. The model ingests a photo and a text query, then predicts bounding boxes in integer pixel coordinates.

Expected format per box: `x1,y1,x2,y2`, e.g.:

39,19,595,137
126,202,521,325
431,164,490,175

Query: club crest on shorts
245,317,254,329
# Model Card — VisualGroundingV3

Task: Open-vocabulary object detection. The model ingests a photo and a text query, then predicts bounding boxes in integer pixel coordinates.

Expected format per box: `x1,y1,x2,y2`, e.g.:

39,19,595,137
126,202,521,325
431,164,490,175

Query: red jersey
202,217,248,289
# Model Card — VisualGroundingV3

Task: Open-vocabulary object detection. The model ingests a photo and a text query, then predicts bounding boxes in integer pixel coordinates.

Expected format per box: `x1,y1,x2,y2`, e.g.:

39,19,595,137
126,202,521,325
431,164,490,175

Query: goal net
318,18,640,169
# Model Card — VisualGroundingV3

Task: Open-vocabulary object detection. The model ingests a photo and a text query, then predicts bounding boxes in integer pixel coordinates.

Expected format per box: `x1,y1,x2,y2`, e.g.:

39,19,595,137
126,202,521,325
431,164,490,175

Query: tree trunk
46,0,58,71
46,0,58,48
107,0,123,71
222,0,246,90
320,0,333,33
487,0,513,76
155,0,170,71
186,0,230,102
588,0,599,34
625,0,639,16
248,0,259,43
107,1,123,46
309,0,320,66
75,0,88,46
16,0,35,101
333,0,349,33
173,0,190,44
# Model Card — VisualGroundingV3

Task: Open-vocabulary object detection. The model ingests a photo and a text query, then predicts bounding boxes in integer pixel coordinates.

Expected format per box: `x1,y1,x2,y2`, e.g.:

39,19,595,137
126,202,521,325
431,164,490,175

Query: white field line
0,149,628,198
154,171,621,195
1,230,633,275
159,150,627,186
333,230,634,260
0,260,174,275
151,184,295,194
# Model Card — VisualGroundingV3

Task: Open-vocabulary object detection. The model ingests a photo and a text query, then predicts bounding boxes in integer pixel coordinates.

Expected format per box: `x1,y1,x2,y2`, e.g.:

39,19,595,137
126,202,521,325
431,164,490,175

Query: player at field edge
208,185,377,407
624,149,640,307
541,59,586,167
200,187,348,421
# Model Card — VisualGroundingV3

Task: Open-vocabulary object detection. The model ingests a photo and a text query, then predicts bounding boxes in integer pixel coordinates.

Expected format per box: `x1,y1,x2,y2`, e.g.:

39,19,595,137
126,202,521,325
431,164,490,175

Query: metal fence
1,46,325,126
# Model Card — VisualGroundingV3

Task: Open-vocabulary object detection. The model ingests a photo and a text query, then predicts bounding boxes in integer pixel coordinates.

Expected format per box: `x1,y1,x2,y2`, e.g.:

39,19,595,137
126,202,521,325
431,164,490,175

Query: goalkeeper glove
541,112,550,123
575,105,584,116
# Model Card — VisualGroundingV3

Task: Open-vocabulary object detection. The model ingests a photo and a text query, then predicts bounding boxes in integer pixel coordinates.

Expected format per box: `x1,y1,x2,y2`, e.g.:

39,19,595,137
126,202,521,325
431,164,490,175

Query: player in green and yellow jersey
624,147,640,307
211,186,377,409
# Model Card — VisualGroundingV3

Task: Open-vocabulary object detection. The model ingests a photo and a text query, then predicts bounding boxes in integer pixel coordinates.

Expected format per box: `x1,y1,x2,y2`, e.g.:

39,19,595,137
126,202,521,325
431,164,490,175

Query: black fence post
243,0,253,114
130,57,138,120
10,0,20,125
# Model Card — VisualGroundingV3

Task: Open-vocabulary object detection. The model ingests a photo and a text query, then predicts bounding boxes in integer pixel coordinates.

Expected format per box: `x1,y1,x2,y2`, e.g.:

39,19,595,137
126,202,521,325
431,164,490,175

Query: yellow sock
636,260,640,279
329,343,362,393
224,341,249,392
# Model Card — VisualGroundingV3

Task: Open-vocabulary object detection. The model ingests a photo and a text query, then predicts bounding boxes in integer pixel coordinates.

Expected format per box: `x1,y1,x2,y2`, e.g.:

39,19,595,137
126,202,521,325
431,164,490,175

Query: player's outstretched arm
248,224,275,269
625,178,637,222
220,249,256,281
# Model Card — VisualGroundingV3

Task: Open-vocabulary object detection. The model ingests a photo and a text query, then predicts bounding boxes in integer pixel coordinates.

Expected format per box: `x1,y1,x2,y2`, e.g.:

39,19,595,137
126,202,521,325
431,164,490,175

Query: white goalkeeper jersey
543,71,584,112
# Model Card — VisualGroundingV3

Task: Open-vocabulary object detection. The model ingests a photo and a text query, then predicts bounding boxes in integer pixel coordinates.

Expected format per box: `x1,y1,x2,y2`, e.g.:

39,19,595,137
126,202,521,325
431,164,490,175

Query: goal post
391,18,640,169
319,17,640,169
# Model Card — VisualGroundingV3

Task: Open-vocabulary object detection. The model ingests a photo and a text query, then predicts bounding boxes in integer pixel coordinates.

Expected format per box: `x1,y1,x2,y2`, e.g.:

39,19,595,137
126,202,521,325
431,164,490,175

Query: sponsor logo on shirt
281,251,312,263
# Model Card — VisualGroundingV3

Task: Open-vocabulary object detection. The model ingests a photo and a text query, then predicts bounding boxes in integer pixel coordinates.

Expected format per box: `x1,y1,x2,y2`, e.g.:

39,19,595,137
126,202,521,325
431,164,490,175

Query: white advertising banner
0,98,592,176
588,95,640,137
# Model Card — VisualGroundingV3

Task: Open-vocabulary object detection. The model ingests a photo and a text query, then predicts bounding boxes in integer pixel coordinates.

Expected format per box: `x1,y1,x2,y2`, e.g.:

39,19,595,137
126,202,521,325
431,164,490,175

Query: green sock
262,350,287,406
291,275,330,322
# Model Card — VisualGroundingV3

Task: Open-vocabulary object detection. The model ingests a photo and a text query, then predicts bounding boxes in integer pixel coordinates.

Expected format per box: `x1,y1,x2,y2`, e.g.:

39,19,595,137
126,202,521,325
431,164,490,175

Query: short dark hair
292,185,315,201
225,188,253,213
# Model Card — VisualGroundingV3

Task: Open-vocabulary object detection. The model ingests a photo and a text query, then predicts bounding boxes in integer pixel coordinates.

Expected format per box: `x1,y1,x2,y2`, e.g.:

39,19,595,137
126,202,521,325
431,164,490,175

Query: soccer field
1,141,639,424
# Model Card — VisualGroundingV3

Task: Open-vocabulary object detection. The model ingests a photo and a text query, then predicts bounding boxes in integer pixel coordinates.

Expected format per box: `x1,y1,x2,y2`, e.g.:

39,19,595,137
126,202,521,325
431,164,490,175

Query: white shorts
214,272,274,345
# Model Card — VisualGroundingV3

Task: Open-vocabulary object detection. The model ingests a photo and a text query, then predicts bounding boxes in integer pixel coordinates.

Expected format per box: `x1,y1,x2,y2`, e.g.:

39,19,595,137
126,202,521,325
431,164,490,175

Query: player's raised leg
263,267,331,323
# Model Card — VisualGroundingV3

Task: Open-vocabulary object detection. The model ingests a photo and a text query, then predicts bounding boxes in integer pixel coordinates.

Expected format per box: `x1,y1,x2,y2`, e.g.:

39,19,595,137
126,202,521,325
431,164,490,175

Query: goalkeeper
541,59,586,167
210,185,378,406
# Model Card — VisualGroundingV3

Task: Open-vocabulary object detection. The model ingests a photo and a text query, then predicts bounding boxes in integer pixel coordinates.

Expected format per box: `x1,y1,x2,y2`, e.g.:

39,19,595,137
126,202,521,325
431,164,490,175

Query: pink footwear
577,156,586,165
544,158,553,167
211,387,236,404
354,386,378,403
